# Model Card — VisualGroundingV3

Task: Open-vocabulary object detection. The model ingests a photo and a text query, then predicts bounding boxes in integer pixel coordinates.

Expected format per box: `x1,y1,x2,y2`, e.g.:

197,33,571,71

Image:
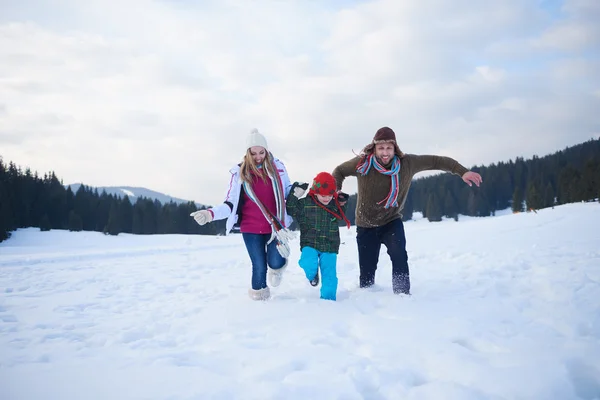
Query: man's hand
337,191,349,205
462,171,482,187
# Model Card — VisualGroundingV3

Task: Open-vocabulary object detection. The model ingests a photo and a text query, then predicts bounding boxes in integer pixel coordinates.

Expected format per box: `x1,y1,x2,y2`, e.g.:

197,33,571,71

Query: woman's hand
190,210,213,226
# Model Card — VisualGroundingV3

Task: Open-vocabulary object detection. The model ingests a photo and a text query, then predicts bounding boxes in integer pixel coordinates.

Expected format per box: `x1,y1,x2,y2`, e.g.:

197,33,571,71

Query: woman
190,129,294,301
332,126,482,295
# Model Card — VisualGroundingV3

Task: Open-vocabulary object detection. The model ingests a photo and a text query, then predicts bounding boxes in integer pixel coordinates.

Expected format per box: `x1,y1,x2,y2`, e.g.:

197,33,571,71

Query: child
286,172,351,301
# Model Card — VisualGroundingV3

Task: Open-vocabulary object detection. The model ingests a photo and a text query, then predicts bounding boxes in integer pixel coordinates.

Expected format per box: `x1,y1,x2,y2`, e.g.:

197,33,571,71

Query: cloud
1,0,599,206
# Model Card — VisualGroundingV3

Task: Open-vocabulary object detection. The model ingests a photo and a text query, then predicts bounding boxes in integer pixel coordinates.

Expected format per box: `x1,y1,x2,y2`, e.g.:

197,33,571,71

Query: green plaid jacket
286,192,347,254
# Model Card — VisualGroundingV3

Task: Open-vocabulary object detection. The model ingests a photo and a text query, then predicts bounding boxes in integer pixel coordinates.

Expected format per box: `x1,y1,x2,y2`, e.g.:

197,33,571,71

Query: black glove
292,182,309,191
337,192,349,202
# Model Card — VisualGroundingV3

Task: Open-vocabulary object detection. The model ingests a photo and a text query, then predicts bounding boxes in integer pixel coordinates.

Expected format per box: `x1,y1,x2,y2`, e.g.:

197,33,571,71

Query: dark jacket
286,191,347,254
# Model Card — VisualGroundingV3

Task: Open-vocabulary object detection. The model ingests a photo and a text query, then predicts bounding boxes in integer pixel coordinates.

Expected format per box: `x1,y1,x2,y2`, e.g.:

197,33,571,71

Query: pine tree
39,214,52,231
467,190,478,216
443,190,458,220
0,185,11,241
104,201,120,236
95,192,112,232
512,187,524,212
74,185,92,230
583,160,599,201
543,183,555,209
402,191,413,221
132,200,144,234
557,166,580,204
345,194,358,225
46,172,68,229
426,194,442,222
119,196,133,233
68,211,83,232
0,157,13,241
526,182,542,211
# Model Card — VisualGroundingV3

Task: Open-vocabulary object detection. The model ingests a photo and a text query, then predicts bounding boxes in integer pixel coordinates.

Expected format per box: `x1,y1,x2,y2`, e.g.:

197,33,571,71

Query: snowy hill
1,202,599,400
66,183,204,207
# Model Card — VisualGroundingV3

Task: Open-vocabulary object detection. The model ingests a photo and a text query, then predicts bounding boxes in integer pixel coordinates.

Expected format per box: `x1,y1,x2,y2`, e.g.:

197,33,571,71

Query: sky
1,202,599,399
1,0,599,206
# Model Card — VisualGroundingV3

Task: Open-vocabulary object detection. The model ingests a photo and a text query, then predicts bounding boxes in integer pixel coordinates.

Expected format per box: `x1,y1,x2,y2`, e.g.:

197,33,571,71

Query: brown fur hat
360,127,404,157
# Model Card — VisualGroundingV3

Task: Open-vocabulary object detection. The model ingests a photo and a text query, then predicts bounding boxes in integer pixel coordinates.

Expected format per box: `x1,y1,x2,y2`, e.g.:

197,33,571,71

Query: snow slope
1,202,599,400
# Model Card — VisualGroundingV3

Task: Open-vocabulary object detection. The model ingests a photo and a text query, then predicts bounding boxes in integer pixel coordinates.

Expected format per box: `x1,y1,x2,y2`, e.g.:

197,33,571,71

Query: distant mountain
67,184,204,207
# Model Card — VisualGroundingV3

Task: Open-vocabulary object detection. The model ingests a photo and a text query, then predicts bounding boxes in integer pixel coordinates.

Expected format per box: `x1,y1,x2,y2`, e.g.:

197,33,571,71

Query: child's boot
309,271,320,287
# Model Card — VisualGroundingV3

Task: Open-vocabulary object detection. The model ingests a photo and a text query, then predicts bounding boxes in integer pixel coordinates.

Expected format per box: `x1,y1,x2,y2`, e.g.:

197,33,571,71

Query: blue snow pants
298,246,338,301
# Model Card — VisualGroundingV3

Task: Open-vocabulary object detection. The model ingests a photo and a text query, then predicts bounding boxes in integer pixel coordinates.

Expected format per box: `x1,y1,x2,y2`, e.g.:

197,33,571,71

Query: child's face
316,194,333,205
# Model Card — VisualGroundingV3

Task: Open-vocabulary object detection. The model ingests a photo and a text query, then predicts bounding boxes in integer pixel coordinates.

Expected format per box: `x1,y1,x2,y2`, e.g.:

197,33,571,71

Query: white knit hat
246,128,268,150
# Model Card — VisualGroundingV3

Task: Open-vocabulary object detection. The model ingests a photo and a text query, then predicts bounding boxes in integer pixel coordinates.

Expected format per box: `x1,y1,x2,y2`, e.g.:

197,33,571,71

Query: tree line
1,138,599,242
404,138,600,221
0,159,225,242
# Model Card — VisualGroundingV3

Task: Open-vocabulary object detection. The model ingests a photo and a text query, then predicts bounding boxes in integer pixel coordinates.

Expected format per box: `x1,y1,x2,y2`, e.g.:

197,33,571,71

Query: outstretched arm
407,154,482,187
407,154,468,175
191,167,240,226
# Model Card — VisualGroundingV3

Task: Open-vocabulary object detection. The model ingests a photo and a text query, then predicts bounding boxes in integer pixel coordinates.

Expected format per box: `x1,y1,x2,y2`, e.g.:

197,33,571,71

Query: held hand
337,191,349,205
293,187,306,198
190,210,213,226
291,182,309,198
462,171,483,187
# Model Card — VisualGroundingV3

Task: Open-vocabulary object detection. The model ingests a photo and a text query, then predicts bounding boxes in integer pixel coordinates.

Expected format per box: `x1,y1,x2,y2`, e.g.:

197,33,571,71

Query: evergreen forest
1,138,599,243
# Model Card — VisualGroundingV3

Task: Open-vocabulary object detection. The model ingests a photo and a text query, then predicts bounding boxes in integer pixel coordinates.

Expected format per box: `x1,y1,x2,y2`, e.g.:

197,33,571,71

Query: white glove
293,186,306,198
190,210,213,226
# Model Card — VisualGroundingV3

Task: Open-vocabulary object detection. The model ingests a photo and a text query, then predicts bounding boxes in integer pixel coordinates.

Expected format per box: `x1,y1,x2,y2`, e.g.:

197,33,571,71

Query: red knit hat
308,172,351,229
309,172,337,196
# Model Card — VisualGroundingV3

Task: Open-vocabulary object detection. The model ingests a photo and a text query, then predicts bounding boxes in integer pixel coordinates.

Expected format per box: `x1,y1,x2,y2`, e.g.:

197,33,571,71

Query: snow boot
248,287,270,301
267,260,288,288
392,273,411,295
309,271,320,287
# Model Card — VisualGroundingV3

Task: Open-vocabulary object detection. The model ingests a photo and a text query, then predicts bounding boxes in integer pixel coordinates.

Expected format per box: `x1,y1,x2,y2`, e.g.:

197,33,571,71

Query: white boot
248,287,270,301
267,260,288,288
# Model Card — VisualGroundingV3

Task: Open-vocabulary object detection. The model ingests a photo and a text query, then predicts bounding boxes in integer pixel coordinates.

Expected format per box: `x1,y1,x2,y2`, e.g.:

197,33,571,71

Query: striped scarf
356,154,401,208
242,158,294,257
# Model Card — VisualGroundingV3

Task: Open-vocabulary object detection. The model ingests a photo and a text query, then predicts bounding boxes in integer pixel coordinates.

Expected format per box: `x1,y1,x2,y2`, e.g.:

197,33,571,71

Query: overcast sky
1,0,599,206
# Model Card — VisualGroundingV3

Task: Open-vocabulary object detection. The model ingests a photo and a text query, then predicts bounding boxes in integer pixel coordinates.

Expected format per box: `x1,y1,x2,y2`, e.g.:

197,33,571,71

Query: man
332,127,482,294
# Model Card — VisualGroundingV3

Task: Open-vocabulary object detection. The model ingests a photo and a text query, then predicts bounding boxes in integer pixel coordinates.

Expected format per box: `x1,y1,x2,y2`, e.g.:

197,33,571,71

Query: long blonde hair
239,149,277,183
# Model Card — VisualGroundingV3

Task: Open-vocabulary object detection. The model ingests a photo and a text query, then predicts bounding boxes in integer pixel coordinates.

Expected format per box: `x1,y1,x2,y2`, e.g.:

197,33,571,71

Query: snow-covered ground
1,202,599,400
